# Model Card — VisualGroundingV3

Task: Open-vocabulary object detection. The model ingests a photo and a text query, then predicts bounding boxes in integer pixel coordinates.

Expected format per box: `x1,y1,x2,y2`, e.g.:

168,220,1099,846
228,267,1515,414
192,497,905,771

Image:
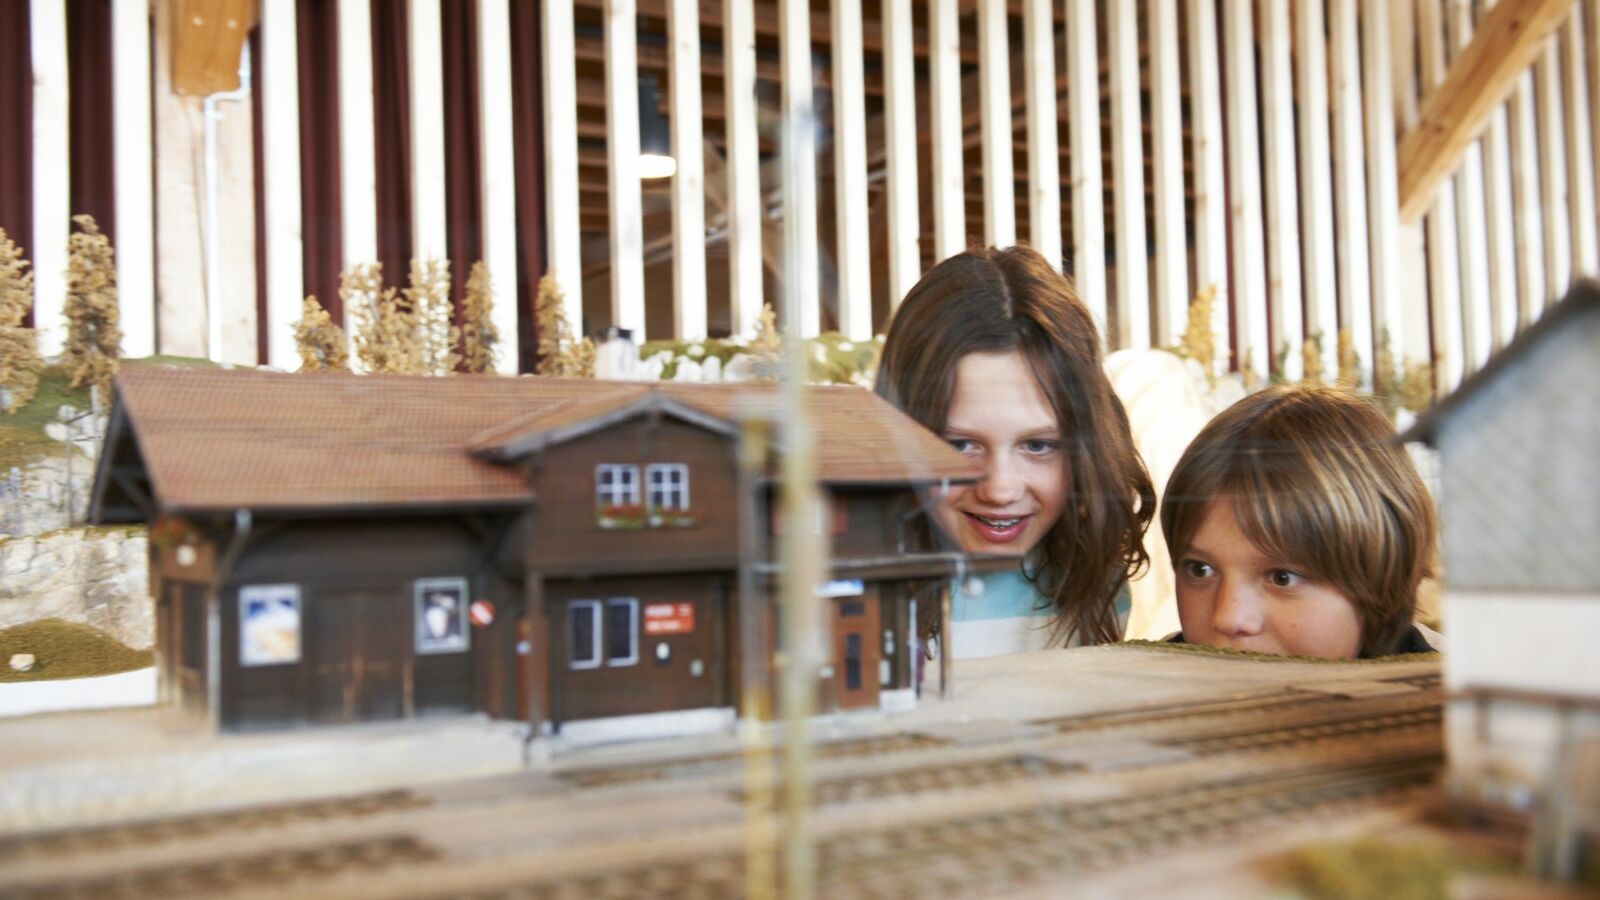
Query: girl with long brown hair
875,245,1155,653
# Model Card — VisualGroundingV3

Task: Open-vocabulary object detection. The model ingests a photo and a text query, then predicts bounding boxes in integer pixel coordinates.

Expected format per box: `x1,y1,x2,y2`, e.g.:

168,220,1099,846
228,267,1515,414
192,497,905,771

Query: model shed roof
98,367,977,518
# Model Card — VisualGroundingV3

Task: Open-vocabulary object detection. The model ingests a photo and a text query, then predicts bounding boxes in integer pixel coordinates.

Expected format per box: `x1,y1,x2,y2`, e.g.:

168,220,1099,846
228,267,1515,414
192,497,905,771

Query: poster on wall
239,584,301,666
415,577,470,654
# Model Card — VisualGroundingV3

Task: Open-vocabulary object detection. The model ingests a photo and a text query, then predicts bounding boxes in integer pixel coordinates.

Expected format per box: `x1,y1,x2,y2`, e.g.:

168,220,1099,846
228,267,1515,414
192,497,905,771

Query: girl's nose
974,455,1026,506
1211,579,1265,637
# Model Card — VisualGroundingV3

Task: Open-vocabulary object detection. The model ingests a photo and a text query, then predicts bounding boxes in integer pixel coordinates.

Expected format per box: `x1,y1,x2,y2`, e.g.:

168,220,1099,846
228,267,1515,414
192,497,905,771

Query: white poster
239,584,301,666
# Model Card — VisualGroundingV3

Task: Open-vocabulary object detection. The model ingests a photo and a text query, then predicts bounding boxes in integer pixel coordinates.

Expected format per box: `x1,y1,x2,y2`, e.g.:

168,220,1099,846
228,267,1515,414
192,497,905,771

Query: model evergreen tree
534,272,593,377
1335,329,1361,392
459,261,498,374
1398,359,1434,414
1301,333,1325,387
62,215,121,408
1177,284,1218,378
293,295,349,371
406,258,459,376
346,262,417,374
0,228,44,413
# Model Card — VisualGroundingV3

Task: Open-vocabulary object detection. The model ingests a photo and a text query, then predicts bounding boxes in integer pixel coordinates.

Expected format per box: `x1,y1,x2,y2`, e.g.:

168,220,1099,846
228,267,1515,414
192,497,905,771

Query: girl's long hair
875,245,1155,646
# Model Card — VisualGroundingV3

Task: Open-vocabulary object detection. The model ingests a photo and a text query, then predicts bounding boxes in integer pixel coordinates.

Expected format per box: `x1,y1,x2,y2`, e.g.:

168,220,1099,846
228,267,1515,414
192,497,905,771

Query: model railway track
559,731,951,788
451,752,1442,899
0,835,439,900
1171,705,1441,755
0,790,428,863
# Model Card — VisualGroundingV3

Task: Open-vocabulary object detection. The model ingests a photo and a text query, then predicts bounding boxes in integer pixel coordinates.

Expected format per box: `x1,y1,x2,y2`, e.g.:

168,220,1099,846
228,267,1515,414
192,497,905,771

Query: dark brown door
311,590,407,724
832,590,880,710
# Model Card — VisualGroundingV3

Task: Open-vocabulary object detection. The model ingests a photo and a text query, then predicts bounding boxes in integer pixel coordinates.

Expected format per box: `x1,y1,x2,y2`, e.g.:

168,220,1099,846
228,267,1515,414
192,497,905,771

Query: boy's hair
874,245,1155,646
1160,385,1436,656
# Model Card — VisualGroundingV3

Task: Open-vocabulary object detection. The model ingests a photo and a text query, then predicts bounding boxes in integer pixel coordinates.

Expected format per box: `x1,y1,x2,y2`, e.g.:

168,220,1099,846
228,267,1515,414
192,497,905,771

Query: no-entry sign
469,600,495,627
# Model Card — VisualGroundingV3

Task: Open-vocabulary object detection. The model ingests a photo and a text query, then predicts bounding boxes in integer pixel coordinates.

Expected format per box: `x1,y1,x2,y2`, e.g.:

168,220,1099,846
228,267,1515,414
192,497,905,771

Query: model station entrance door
828,583,880,710
310,590,406,723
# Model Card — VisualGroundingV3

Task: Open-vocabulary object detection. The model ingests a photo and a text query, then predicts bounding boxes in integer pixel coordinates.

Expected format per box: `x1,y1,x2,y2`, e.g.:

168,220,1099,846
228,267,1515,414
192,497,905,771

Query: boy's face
1175,498,1362,658
928,351,1068,557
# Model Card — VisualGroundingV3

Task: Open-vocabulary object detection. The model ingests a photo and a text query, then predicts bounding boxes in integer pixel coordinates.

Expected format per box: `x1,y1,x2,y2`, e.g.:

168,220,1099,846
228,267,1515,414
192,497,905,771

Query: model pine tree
1335,329,1361,391
62,215,122,408
346,263,418,374
406,258,459,376
749,303,783,360
1301,333,1325,387
0,228,44,413
292,295,349,371
1177,284,1218,378
534,272,593,377
459,261,498,374
1397,359,1435,414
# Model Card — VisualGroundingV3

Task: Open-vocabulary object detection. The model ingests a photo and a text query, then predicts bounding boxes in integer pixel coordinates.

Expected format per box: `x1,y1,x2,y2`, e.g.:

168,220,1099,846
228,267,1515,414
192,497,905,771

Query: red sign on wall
644,602,695,635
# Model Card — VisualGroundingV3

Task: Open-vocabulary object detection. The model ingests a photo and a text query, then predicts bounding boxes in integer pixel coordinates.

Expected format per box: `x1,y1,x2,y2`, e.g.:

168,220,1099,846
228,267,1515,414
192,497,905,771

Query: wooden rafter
1397,0,1577,224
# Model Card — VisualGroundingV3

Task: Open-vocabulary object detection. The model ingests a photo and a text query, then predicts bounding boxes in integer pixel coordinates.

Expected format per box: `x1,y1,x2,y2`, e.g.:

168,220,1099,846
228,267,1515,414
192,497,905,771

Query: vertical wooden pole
1418,0,1467,392
478,0,520,373
1330,0,1374,385
1024,0,1062,271
1260,0,1304,381
724,0,763,336
1150,0,1188,346
978,0,1015,248
409,0,447,262
1223,0,1268,381
30,0,69,358
1536,39,1573,298
1108,0,1149,349
1481,0,1520,354
543,0,585,333
605,0,647,338
1562,8,1599,275
113,0,155,359
884,0,921,307
832,0,871,337
1447,0,1494,373
1067,0,1106,327
1509,68,1548,326
1186,0,1229,374
1298,0,1341,378
928,0,965,265
670,0,708,340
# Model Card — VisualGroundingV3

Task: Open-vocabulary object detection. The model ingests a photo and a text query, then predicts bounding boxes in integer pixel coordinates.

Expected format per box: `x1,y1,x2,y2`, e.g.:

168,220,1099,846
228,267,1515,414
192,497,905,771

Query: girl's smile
930,351,1067,556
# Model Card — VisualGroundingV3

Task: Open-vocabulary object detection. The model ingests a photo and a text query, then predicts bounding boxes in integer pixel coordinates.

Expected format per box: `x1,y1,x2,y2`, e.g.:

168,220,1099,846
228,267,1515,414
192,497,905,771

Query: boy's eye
1182,560,1214,579
1268,570,1304,588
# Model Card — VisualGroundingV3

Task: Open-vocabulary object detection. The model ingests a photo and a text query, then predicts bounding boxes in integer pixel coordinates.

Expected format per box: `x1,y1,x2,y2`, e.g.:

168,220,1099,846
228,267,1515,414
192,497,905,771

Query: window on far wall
646,463,690,511
606,598,639,666
595,464,640,508
569,600,601,670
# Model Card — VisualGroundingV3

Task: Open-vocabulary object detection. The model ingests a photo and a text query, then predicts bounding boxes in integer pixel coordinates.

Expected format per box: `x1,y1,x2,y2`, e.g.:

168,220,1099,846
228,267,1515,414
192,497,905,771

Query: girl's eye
1020,439,1060,455
1268,570,1304,588
946,438,979,454
1182,560,1214,579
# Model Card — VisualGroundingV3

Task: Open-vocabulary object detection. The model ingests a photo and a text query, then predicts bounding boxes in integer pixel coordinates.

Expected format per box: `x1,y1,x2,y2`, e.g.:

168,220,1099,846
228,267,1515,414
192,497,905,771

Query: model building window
415,577,470,653
606,598,639,666
569,600,601,669
646,464,690,510
596,464,644,528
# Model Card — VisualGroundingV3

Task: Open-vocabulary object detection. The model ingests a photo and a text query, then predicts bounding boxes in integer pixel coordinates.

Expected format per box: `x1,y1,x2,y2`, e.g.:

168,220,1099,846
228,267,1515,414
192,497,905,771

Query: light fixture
638,74,676,180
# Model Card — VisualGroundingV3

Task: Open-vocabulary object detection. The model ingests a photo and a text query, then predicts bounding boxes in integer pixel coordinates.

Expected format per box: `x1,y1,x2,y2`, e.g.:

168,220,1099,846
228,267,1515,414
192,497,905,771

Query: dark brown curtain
0,0,33,326
441,0,482,344
509,0,546,373
298,0,344,323
67,0,117,245
371,0,413,288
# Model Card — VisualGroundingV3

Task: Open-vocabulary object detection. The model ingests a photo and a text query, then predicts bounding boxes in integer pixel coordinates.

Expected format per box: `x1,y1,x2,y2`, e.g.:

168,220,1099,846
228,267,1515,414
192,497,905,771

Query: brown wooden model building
89,367,982,733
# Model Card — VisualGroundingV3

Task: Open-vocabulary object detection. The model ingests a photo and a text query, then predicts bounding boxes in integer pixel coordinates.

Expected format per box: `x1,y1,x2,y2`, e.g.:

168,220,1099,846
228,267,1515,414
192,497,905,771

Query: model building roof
95,367,978,518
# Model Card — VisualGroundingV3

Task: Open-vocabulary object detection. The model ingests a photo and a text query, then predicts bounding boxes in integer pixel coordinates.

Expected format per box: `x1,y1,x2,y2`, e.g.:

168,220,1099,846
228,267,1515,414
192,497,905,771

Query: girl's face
929,351,1068,556
1175,498,1362,658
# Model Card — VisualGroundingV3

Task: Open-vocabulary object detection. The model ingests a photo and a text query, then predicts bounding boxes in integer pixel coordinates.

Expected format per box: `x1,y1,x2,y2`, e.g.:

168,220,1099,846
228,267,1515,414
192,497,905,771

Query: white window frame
645,463,690,512
604,597,640,666
568,600,602,670
595,464,641,508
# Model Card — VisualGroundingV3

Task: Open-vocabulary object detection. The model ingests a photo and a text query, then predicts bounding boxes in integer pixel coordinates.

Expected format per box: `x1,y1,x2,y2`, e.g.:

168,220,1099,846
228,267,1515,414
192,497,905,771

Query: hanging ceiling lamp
638,73,676,180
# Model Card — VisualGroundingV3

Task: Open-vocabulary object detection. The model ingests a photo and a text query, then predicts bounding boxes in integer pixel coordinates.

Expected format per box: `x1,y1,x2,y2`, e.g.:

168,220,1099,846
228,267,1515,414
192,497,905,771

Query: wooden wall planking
112,0,154,359
977,0,1015,248
723,0,764,336
478,0,520,374
604,0,647,338
1330,0,1374,385
409,0,448,262
832,0,871,337
928,0,964,265
1536,41,1574,298
1417,0,1468,391
1509,69,1548,326
260,0,303,370
30,0,69,358
1364,0,1410,369
883,0,920,309
1561,9,1599,275
1448,0,1494,374
779,0,820,337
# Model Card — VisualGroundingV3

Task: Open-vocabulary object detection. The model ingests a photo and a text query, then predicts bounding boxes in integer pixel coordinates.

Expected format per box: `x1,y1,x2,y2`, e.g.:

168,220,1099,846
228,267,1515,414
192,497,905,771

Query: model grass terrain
0,618,152,683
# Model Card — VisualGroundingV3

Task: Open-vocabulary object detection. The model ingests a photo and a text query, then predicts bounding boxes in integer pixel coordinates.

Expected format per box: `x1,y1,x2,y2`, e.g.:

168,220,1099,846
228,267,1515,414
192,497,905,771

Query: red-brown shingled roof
109,367,978,515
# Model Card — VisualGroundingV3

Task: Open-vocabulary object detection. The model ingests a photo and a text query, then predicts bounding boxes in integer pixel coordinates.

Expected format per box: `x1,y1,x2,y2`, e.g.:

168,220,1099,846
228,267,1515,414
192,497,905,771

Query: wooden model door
311,590,406,723
832,592,880,710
